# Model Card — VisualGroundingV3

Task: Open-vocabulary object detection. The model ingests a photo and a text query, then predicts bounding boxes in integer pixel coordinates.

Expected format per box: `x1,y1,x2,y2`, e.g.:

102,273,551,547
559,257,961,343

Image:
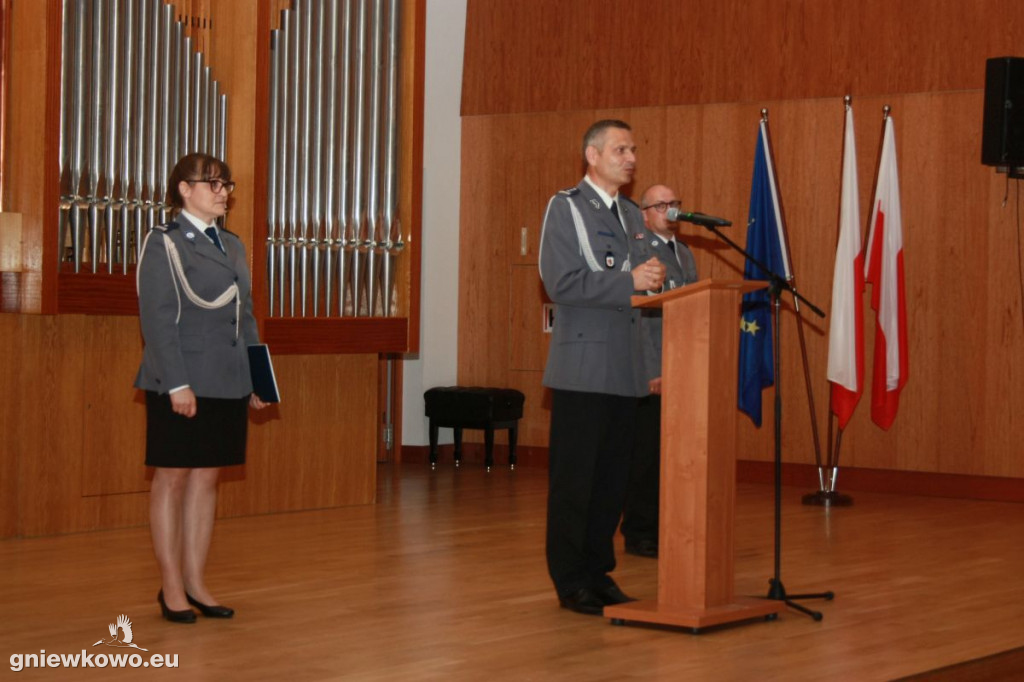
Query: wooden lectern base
618,281,780,634
604,597,785,632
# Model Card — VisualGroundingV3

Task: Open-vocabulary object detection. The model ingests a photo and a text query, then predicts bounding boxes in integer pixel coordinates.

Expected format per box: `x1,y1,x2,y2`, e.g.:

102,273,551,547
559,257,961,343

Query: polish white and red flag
827,106,864,430
863,114,908,430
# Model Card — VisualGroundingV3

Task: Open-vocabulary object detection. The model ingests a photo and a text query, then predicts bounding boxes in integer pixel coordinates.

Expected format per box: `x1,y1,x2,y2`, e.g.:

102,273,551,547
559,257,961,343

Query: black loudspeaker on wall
982,56,1024,168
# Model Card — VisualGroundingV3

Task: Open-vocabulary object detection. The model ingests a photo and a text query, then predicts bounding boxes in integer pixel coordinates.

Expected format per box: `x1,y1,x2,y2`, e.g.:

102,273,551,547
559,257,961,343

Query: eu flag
738,122,790,426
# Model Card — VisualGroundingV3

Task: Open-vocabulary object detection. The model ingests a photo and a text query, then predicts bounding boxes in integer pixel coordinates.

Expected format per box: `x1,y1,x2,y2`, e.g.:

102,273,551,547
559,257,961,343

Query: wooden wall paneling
462,0,1024,117
771,98,847,470
3,0,52,312
262,317,409,354
894,92,984,475
399,0,425,348
209,0,259,257
626,106,671,201
219,353,379,516
56,273,137,314
0,0,8,208
15,315,85,535
642,106,701,214
9,315,149,536
508,263,547,372
506,371,550,449
40,0,60,312
458,119,511,388
695,103,757,280
660,107,716,282
17,316,111,534
80,316,148,497
980,139,1024,475
0,314,18,535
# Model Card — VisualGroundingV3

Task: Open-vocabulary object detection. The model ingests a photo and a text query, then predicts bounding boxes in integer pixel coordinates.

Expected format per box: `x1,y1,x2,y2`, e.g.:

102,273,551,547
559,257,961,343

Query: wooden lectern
604,279,785,631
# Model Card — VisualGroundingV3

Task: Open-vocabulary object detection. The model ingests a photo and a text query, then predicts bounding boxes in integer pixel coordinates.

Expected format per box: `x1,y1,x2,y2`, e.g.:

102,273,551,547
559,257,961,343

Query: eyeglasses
642,200,681,213
189,178,237,194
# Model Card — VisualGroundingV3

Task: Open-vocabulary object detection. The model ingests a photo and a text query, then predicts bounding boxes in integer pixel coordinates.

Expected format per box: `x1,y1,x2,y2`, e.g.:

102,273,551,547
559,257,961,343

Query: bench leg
508,424,518,470
453,427,463,468
484,428,495,472
429,420,439,470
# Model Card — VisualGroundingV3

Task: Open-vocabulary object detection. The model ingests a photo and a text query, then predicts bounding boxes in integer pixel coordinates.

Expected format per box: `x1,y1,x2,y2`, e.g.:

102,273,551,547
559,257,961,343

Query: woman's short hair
168,153,232,209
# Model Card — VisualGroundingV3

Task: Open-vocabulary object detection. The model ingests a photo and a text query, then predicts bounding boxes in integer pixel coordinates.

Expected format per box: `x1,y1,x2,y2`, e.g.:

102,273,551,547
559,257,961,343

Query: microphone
666,207,732,227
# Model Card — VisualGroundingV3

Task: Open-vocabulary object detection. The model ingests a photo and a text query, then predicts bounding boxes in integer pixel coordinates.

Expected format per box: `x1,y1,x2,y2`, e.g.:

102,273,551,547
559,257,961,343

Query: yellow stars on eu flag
740,317,761,335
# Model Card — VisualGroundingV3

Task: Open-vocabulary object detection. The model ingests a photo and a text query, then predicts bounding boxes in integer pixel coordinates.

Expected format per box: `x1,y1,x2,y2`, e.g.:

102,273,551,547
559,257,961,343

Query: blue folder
247,344,281,403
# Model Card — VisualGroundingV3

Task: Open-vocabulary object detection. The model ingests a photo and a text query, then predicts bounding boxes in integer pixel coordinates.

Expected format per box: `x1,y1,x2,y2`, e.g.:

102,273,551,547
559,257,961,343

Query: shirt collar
583,175,618,209
180,209,217,232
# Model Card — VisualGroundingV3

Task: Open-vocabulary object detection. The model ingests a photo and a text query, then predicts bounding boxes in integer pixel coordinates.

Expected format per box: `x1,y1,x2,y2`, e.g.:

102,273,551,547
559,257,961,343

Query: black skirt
145,391,249,468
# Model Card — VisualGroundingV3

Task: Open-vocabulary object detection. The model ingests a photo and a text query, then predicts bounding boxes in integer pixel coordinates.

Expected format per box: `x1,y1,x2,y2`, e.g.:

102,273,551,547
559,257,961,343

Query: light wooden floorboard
2,464,1024,680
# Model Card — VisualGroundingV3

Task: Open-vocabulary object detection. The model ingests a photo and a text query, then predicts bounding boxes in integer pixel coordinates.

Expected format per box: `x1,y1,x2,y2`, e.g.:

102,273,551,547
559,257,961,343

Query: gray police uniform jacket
538,179,654,398
134,219,260,399
637,231,698,383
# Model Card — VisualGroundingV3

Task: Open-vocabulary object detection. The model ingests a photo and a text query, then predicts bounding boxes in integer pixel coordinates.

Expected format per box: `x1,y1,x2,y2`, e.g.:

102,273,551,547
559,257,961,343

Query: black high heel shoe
186,593,235,619
158,590,197,624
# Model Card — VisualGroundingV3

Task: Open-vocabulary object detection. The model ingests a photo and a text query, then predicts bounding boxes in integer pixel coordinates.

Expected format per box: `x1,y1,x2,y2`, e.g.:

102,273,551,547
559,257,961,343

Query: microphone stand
696,219,833,621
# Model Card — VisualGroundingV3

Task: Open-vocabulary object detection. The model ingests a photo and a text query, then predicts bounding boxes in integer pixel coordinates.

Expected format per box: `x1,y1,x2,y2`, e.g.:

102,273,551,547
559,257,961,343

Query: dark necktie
609,200,622,226
667,238,683,267
205,226,225,254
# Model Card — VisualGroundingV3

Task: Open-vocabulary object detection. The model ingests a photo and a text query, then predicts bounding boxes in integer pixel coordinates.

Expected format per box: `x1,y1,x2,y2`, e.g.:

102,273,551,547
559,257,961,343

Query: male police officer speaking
538,120,665,616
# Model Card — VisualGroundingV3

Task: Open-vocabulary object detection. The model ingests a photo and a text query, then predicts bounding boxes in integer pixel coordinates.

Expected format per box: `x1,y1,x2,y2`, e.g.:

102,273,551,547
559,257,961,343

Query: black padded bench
424,387,525,471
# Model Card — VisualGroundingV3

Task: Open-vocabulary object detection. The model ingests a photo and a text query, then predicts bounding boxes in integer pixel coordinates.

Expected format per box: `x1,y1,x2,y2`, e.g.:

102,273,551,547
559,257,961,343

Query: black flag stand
699,221,834,620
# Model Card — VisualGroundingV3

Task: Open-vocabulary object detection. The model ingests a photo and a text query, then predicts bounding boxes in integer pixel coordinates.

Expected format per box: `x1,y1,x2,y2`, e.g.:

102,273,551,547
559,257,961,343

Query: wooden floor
3,463,1024,681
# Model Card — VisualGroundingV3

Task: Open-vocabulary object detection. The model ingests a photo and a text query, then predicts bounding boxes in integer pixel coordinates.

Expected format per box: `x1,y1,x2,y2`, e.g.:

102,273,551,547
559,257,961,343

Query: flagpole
830,101,900,489
806,95,859,507
760,109,827,493
828,103,895,494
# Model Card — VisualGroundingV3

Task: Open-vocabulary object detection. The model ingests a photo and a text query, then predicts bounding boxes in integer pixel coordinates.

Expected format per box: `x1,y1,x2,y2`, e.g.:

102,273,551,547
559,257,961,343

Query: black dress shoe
592,584,637,605
558,587,606,616
186,593,235,619
624,538,659,558
158,590,197,624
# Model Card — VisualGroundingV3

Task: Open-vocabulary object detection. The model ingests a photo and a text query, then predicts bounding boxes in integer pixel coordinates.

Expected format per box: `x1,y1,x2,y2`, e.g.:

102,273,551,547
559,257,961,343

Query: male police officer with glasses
620,183,699,559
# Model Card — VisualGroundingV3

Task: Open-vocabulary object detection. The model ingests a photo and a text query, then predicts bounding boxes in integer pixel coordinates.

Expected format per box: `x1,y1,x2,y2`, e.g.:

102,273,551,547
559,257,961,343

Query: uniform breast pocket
556,316,607,382
554,312,607,344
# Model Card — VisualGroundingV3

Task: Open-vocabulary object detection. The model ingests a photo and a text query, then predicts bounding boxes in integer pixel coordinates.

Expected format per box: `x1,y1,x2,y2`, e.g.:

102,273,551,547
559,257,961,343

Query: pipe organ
268,0,403,318
58,0,225,274
56,0,406,322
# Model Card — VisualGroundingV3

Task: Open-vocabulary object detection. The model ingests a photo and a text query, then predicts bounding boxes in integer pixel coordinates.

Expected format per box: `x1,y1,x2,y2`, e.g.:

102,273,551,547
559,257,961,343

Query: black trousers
546,389,637,597
620,394,661,543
